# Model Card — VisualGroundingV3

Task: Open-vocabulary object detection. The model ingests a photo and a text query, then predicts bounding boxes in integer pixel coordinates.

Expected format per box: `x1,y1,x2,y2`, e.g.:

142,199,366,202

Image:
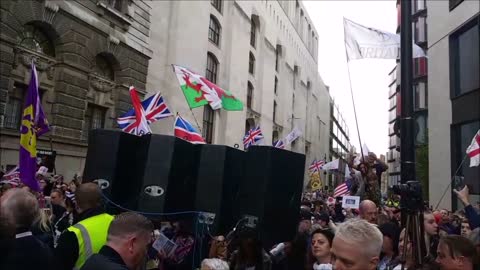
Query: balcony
412,0,426,15
389,109,398,123
413,16,427,44
414,57,428,78
388,123,396,136
389,84,399,98
414,81,428,111
389,95,397,110
389,135,400,149
387,149,400,162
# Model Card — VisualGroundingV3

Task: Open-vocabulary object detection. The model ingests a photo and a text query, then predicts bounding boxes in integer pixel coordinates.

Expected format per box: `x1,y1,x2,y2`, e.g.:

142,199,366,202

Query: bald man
359,200,378,224
54,183,114,270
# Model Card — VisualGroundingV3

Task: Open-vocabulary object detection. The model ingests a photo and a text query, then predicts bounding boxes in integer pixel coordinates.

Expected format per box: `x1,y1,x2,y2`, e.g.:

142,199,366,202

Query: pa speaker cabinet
193,144,245,234
136,135,198,213
237,146,305,248
83,129,146,207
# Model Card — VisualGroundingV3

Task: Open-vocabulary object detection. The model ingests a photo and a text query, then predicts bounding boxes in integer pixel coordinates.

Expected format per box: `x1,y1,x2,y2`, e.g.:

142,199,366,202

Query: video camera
390,180,424,213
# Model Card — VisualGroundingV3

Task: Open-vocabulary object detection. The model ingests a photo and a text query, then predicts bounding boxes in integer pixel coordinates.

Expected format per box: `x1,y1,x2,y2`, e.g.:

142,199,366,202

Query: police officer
54,183,114,270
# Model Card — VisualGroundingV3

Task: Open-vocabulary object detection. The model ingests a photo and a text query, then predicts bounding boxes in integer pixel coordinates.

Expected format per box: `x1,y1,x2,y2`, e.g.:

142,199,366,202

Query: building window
202,106,214,144
414,112,427,145
19,24,55,57
449,0,464,11
4,85,26,130
211,0,222,13
4,84,46,130
208,15,221,46
272,130,279,144
450,19,479,97
413,57,427,78
412,0,426,13
206,52,218,83
274,76,278,94
273,101,277,123
250,18,256,48
247,81,253,109
413,16,427,44
248,52,255,75
94,54,115,81
108,0,124,12
452,121,480,198
245,118,255,134
275,47,280,71
414,81,428,111
83,104,106,140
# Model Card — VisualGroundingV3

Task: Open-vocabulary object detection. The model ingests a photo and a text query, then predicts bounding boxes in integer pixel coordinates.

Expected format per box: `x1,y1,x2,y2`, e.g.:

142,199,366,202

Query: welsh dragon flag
172,65,244,111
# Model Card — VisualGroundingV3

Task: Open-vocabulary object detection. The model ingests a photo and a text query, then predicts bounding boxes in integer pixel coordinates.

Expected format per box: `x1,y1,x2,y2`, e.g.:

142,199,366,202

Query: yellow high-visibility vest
67,213,114,270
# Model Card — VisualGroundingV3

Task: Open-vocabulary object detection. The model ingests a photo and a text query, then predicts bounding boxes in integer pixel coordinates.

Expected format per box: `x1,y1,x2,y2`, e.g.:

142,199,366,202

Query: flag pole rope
434,153,468,210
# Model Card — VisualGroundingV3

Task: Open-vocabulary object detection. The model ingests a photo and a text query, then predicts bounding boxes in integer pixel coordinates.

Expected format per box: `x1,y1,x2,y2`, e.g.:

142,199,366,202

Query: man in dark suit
81,212,153,270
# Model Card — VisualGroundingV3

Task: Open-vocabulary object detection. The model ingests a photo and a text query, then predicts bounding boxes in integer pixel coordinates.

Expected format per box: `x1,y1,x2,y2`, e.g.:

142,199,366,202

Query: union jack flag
174,116,205,144
273,139,285,149
2,166,20,180
0,166,21,186
117,91,172,134
243,126,264,149
309,159,325,173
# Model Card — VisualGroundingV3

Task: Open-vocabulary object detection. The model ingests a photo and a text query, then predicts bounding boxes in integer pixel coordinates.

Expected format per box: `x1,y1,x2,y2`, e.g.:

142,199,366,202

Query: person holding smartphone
454,185,480,231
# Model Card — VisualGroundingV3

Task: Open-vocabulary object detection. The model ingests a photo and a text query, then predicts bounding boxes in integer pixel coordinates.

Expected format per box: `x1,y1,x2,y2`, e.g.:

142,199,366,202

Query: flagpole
434,153,468,210
343,19,365,162
188,107,203,134
345,62,365,162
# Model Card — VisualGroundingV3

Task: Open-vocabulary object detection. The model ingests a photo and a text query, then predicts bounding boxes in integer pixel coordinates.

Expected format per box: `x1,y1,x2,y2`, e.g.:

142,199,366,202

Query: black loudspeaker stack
237,146,306,248
83,129,305,246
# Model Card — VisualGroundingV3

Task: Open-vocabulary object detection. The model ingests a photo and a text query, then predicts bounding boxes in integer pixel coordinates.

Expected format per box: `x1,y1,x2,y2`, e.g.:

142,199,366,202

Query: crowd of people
0,154,479,270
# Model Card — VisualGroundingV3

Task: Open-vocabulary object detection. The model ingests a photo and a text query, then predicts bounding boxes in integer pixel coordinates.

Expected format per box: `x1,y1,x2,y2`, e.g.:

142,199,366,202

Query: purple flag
19,61,49,191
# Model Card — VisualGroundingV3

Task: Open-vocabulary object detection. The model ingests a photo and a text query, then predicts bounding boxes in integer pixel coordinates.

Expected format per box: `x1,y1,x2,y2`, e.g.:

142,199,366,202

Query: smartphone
453,176,465,191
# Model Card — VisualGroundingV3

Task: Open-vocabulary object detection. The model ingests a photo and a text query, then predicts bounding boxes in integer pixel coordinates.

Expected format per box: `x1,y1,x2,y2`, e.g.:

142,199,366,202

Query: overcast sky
303,0,397,156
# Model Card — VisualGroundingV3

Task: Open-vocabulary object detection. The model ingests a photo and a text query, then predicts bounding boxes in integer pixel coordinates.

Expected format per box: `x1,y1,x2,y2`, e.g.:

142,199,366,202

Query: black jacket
1,229,54,270
54,207,106,270
81,245,129,270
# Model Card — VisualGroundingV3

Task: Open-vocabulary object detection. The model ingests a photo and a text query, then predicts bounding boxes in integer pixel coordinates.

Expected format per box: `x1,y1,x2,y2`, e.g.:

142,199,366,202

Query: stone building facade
146,0,331,185
0,0,152,179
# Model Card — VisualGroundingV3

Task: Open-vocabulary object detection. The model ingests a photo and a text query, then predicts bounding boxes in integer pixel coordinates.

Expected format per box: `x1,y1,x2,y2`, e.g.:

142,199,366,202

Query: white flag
345,164,352,179
466,129,480,167
285,127,302,144
322,159,339,171
362,143,371,156
344,18,426,61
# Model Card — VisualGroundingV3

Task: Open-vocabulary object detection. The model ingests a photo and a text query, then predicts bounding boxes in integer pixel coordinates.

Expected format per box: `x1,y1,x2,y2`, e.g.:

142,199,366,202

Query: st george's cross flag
243,126,264,149
117,92,172,133
344,17,426,61
466,129,480,167
19,61,49,191
174,116,205,144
